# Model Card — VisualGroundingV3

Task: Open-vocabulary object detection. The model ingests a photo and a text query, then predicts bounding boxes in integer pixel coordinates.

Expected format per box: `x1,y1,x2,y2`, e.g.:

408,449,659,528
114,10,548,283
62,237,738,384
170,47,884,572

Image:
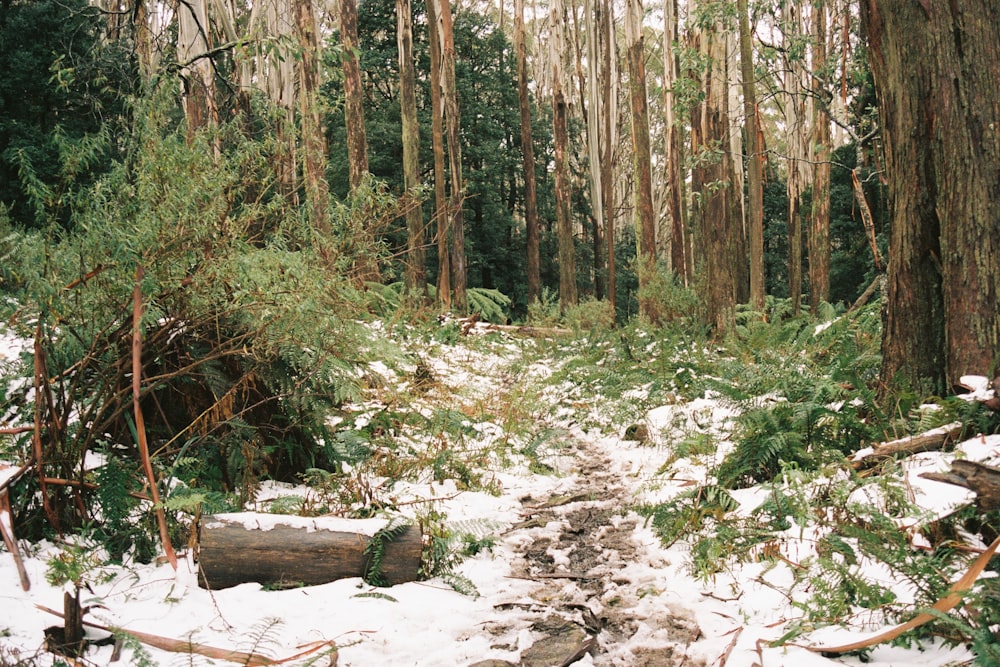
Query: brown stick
0,489,30,590
0,426,33,435
35,604,337,665
132,265,177,570
851,169,883,272
32,323,59,533
804,534,1000,653
853,422,965,468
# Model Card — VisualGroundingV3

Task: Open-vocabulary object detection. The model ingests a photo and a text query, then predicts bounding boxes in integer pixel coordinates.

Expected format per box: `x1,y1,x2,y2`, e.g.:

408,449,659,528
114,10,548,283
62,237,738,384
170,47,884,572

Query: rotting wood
920,459,1000,510
197,514,422,589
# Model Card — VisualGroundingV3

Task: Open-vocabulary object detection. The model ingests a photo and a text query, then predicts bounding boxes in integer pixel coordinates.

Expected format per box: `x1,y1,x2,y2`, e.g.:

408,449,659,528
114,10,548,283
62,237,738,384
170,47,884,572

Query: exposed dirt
472,433,704,667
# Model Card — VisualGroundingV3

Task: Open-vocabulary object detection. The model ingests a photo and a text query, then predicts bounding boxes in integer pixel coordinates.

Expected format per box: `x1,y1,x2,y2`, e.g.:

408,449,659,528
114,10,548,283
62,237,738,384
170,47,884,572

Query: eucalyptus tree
624,0,656,319
397,0,426,294
549,0,578,309
862,0,1000,392
808,0,831,312
341,0,370,192
738,0,764,310
515,0,541,304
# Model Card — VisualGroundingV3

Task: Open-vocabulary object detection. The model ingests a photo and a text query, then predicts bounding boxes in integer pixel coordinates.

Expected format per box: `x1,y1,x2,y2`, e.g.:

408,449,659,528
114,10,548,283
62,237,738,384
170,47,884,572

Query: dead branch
853,422,965,468
920,459,1000,510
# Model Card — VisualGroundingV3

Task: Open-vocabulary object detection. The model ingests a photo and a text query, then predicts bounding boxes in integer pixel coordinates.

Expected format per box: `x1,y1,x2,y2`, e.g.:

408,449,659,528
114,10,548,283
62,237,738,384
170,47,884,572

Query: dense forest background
0,0,888,324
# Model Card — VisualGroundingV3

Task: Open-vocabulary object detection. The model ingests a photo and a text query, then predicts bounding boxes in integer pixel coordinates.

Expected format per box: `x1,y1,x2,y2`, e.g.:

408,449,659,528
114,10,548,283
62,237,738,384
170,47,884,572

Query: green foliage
467,287,511,323
363,518,412,587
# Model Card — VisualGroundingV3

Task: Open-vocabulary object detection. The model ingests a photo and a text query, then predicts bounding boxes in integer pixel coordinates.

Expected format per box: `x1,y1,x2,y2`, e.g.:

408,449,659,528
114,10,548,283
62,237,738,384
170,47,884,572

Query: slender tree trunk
514,0,540,305
600,0,616,314
663,0,685,285
625,0,656,319
738,0,764,311
295,0,329,233
437,0,467,313
809,0,831,312
426,0,450,308
862,0,1000,392
584,0,605,301
783,2,810,315
340,0,369,192
261,0,297,200
550,0,577,310
397,0,425,294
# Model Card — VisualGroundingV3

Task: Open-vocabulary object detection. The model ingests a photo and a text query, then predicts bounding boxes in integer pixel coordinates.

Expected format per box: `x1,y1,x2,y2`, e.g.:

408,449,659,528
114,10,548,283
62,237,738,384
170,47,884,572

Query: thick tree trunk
175,0,217,141
738,0,764,311
397,0,425,295
625,0,656,320
426,0,450,309
340,0,369,192
515,0,540,305
862,0,1000,392
198,515,422,589
690,16,736,337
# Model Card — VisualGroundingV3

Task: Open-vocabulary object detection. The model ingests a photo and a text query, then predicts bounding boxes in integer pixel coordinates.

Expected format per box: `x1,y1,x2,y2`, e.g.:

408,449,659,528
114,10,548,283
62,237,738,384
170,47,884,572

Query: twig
716,626,742,666
132,265,177,570
0,489,30,590
35,604,337,665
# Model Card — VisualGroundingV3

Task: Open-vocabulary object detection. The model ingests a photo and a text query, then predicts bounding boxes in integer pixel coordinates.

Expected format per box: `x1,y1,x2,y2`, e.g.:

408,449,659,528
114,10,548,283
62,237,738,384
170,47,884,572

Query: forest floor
1,318,995,666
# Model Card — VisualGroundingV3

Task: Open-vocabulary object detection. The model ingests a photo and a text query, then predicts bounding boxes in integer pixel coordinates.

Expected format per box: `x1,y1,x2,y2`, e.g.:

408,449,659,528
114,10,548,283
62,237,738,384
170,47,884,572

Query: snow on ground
0,322,991,666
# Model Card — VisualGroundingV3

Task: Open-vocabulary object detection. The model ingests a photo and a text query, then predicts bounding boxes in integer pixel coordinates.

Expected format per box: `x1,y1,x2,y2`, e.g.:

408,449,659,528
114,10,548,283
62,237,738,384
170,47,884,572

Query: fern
467,287,511,323
363,517,412,587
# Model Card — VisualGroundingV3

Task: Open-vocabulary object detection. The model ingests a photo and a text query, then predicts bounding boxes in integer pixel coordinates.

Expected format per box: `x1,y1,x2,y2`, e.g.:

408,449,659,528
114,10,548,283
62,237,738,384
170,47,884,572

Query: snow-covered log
197,514,422,589
852,421,966,468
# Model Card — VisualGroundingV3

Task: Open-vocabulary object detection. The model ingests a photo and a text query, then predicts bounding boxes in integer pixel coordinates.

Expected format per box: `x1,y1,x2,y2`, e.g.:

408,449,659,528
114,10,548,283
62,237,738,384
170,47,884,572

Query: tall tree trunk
738,0,764,311
584,0,605,301
175,0,217,141
663,0,686,285
397,0,425,294
437,0,467,313
340,0,369,192
600,0,616,314
809,0,831,312
862,0,1000,392
514,0,541,305
625,0,656,319
783,2,810,315
261,0,297,199
550,0,577,310
426,0,450,308
690,14,736,337
295,0,329,233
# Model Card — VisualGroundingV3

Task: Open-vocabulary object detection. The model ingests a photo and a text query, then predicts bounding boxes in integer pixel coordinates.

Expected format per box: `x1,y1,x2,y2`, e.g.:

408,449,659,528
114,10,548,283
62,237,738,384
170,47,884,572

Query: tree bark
625,0,656,320
426,0,450,309
600,0,616,314
340,0,369,192
784,2,811,316
514,0,540,305
663,0,686,286
175,0,217,142
550,0,577,311
295,0,329,233
397,0,425,295
584,0,605,302
437,0,468,313
808,0,831,312
862,0,1000,393
198,515,422,589
738,0,764,311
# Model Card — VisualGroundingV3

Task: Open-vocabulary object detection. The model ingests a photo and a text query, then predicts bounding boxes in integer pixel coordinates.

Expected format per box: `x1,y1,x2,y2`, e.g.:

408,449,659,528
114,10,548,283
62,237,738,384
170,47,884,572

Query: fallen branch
920,460,1000,510
853,422,965,468
0,488,30,590
36,604,337,665
803,533,1000,653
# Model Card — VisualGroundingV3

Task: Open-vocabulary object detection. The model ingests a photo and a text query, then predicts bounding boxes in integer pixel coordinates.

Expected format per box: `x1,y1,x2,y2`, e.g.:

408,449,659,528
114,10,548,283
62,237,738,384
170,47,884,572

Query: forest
1,0,999,664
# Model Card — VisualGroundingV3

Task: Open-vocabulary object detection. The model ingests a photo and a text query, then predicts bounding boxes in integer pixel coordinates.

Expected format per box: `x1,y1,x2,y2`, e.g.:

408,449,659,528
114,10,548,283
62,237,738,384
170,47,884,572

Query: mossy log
198,514,422,589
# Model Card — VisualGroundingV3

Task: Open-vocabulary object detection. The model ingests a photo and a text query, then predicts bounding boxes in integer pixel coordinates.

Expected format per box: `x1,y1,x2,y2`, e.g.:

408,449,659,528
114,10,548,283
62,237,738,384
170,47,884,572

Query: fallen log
198,514,422,590
920,460,1000,510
